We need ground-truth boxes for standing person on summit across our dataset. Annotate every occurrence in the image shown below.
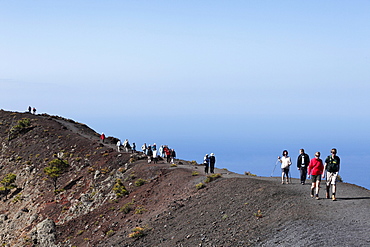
[209,153,216,174]
[203,154,210,174]
[141,143,147,155]
[323,148,341,201]
[170,149,176,164]
[297,149,310,185]
[165,147,171,163]
[308,152,324,199]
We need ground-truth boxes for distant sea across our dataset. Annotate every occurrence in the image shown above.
[87,115,370,191]
[175,141,370,191]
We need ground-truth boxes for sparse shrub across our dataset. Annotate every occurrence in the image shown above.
[190,160,198,165]
[106,230,115,236]
[129,157,136,163]
[192,171,200,176]
[128,226,148,239]
[195,182,205,190]
[9,118,31,140]
[120,200,135,214]
[135,178,147,187]
[254,209,263,218]
[101,168,109,174]
[112,179,128,197]
[12,194,23,203]
[204,173,222,183]
[244,171,257,176]
[337,174,343,182]
[0,173,17,200]
[43,158,69,191]
[135,205,147,214]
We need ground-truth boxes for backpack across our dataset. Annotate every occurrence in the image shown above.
[326,156,339,172]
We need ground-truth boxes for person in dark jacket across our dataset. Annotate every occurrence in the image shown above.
[297,149,310,185]
[209,153,216,174]
[203,154,210,174]
[170,149,176,164]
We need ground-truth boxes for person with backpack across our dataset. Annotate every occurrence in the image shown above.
[323,148,341,201]
[297,149,310,185]
[278,150,291,184]
[203,154,210,174]
[308,152,324,200]
[209,153,216,174]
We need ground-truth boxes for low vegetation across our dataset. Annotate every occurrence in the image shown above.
[113,179,129,197]
[204,173,222,183]
[43,158,69,191]
[0,173,17,200]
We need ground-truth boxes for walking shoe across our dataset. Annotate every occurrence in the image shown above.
[315,196,320,200]
[332,195,336,201]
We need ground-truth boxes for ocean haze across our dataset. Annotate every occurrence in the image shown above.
[78,114,370,190]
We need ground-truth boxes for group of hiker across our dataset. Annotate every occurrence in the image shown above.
[27,106,37,114]
[116,139,136,153]
[99,133,177,164]
[203,153,216,174]
[278,148,341,201]
[141,143,176,164]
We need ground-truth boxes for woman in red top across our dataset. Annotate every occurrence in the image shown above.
[308,152,324,199]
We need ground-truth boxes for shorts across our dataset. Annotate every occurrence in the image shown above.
[281,168,289,175]
[326,172,338,185]
[311,175,321,183]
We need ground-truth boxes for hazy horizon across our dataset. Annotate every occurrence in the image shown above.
[2,1,370,189]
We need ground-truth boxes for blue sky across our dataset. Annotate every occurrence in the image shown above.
[1,1,370,188]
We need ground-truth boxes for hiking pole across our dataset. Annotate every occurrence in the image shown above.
[289,170,292,184]
[271,159,279,177]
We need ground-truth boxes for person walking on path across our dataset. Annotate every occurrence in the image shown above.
[132,143,136,153]
[116,140,121,152]
[308,152,324,200]
[209,153,216,174]
[28,106,32,113]
[32,107,37,114]
[278,150,291,184]
[297,149,310,185]
[100,133,106,143]
[323,148,341,201]
[203,154,210,174]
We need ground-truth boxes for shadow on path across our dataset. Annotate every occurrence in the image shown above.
[338,197,370,201]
